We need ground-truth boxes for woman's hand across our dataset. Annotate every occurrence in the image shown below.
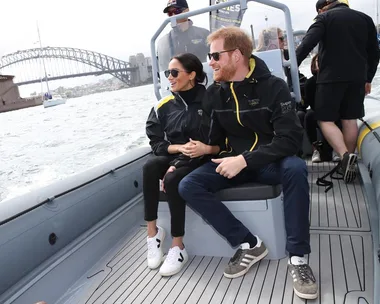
[185,139,208,158]
[178,142,193,155]
[162,166,176,193]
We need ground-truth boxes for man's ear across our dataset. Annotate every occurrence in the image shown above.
[234,50,241,62]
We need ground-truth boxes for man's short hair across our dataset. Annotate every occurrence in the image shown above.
[207,27,253,61]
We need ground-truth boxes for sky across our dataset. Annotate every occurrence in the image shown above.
[0,0,378,95]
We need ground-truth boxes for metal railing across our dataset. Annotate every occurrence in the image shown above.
[150,0,301,102]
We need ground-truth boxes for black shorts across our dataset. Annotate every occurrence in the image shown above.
[314,82,365,121]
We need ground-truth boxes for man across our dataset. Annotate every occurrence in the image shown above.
[157,0,210,71]
[178,27,318,300]
[296,0,379,183]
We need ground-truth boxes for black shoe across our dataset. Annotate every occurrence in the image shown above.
[340,152,357,183]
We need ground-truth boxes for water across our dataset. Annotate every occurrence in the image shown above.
[1,65,380,203]
[0,85,155,202]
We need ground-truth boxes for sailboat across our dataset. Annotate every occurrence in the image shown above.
[36,22,66,108]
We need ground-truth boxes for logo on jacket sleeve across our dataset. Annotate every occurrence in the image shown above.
[280,101,293,114]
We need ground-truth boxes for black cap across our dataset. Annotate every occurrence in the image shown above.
[163,0,189,13]
[316,0,338,12]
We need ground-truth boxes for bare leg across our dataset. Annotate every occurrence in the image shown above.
[319,121,348,158]
[341,119,359,153]
[172,236,184,249]
[147,220,157,237]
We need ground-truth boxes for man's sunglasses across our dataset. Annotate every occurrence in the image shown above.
[164,69,187,78]
[207,49,237,61]
[167,8,184,16]
[278,36,285,41]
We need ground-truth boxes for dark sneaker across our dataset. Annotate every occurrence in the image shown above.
[340,152,357,183]
[223,236,268,279]
[288,256,318,300]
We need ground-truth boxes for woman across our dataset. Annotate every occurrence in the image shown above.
[144,53,221,277]
[256,27,288,59]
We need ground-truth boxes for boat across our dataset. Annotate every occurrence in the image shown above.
[43,94,66,108]
[0,0,379,303]
[36,23,66,109]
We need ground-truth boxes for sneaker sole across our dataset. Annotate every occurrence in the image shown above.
[147,228,166,269]
[293,288,318,300]
[343,154,357,183]
[159,256,188,277]
[223,248,269,279]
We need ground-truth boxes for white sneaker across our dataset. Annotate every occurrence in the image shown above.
[159,246,188,276]
[147,226,165,269]
[332,151,340,162]
[311,150,321,163]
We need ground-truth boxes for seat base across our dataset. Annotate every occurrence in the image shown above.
[157,189,286,260]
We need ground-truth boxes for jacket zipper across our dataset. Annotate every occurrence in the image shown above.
[178,94,188,111]
[229,82,259,152]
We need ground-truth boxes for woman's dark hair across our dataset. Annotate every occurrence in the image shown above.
[310,53,319,76]
[171,53,208,86]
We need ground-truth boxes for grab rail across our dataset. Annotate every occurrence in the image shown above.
[150,0,301,102]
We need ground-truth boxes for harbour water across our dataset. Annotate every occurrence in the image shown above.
[0,84,155,202]
[1,63,380,203]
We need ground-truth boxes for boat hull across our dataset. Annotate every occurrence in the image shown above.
[43,98,66,108]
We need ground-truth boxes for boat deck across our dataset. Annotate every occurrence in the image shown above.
[53,161,373,304]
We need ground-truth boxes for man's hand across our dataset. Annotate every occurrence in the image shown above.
[162,166,176,193]
[212,155,247,179]
[365,82,371,96]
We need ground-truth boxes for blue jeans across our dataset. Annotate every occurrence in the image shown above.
[178,156,311,256]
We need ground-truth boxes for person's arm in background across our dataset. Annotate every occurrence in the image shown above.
[296,16,325,65]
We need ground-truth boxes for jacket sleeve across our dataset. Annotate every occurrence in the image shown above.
[296,16,325,66]
[146,107,170,155]
[366,17,380,83]
[208,110,226,149]
[242,80,303,169]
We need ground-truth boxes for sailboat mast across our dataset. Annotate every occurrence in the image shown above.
[37,21,50,94]
[377,0,379,33]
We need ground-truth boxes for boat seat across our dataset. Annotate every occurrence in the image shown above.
[157,182,286,260]
[159,182,281,202]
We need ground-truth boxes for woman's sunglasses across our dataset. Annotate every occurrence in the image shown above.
[164,69,187,78]
[167,8,184,16]
[207,49,237,61]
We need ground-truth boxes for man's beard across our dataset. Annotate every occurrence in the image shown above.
[213,61,237,82]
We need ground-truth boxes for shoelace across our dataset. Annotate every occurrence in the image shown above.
[294,264,315,284]
[229,248,243,264]
[165,248,179,264]
[147,239,158,258]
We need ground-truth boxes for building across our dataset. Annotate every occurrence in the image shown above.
[0,75,42,113]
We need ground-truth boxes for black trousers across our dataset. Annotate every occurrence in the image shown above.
[304,110,318,145]
[143,156,193,237]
